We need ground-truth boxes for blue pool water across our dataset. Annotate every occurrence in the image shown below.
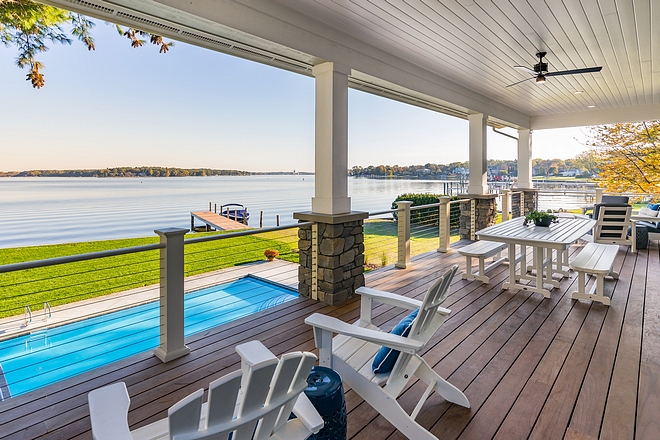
[0,276,297,399]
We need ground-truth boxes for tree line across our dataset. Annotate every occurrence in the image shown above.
[0,167,309,177]
[350,154,600,179]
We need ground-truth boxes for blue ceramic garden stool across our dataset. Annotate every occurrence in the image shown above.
[304,366,347,440]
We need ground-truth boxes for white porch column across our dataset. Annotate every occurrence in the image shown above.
[517,128,533,188]
[468,113,488,195]
[311,62,351,215]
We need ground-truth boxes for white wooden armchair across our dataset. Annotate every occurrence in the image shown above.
[88,340,323,440]
[304,265,469,440]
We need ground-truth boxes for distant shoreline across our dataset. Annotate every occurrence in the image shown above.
[0,168,314,178]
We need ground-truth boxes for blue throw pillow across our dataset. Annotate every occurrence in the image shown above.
[372,309,419,374]
[646,203,660,211]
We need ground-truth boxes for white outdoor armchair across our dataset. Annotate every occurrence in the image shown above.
[88,340,323,440]
[304,264,469,440]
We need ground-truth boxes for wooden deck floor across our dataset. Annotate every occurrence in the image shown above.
[1,240,658,440]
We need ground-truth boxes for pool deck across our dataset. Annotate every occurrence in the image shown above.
[1,241,659,439]
[0,259,298,341]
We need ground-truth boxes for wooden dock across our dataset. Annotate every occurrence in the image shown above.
[190,211,250,231]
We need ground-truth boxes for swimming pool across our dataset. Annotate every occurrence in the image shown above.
[0,275,297,399]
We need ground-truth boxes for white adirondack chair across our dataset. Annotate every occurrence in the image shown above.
[593,205,633,245]
[88,340,323,440]
[304,265,469,440]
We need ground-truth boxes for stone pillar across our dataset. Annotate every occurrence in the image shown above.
[294,212,368,305]
[154,227,190,363]
[459,194,498,240]
[312,62,351,215]
[468,113,488,195]
[522,189,539,215]
[517,128,533,189]
[512,189,539,218]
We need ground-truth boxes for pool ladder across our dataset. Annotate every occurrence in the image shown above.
[23,302,51,326]
[24,306,32,326]
[43,302,51,321]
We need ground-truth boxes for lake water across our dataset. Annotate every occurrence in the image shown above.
[0,176,462,248]
[0,176,591,249]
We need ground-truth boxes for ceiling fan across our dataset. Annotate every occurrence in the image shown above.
[506,51,602,88]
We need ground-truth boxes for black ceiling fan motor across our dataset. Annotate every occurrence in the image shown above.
[534,52,548,73]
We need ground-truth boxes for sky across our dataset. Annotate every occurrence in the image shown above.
[0,22,592,173]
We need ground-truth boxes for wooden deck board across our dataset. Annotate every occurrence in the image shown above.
[1,241,659,439]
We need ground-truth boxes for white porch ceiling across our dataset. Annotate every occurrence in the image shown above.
[45,0,659,129]
[281,0,659,121]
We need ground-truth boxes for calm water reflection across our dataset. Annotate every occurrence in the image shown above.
[0,176,593,248]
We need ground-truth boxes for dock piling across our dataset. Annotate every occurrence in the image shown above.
[276,214,280,227]
[260,211,264,228]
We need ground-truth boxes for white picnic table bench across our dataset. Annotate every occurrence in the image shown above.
[457,241,507,284]
[569,243,619,306]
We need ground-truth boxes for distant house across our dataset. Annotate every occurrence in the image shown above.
[452,167,469,175]
[487,165,500,176]
[561,169,580,177]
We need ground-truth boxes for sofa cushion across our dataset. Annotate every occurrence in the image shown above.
[646,203,660,211]
[639,207,659,217]
[372,309,419,374]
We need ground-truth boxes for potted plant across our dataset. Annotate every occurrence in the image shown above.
[524,209,558,227]
[264,249,279,261]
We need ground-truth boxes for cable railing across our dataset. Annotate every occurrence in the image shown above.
[0,223,307,336]
[362,208,398,269]
[362,197,466,270]
[182,223,305,292]
[0,243,163,333]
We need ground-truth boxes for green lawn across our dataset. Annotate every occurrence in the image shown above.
[0,230,299,320]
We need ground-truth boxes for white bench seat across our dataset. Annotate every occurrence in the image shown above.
[457,241,507,284]
[569,243,619,306]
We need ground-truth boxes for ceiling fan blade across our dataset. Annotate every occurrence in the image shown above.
[545,66,602,77]
[506,77,535,88]
[514,65,537,75]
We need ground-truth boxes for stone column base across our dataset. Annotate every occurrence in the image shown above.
[294,211,368,305]
[512,188,539,218]
[458,194,498,240]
